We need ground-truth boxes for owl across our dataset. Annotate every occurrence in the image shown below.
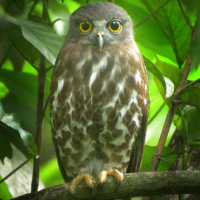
[50,1,149,196]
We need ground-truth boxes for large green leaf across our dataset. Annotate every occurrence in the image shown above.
[174,106,200,145]
[140,145,177,172]
[0,103,36,162]
[141,0,192,66]
[0,70,50,113]
[173,83,200,145]
[6,16,64,65]
[180,85,200,109]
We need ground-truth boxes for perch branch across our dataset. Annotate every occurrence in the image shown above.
[13,171,200,200]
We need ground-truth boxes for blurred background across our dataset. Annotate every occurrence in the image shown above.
[0,0,199,199]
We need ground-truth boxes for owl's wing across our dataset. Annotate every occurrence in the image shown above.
[126,113,148,173]
[51,128,69,183]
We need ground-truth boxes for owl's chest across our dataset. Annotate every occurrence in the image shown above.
[71,53,131,105]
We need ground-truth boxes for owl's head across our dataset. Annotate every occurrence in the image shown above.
[66,2,134,50]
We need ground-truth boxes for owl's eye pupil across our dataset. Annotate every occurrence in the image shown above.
[110,21,120,30]
[79,20,92,33]
[108,21,121,32]
[81,22,90,31]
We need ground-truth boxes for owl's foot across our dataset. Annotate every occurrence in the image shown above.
[98,169,123,189]
[69,173,94,196]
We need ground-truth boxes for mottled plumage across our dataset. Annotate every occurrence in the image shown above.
[50,1,149,193]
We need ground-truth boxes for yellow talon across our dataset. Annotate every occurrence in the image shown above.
[98,169,123,186]
[69,173,94,195]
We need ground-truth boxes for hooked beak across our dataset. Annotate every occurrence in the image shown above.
[96,29,104,51]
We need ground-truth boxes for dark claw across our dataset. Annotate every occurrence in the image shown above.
[99,180,104,190]
[116,179,121,190]
[89,185,93,197]
[70,191,78,200]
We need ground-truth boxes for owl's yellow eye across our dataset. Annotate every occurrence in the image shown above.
[79,20,92,33]
[108,21,121,32]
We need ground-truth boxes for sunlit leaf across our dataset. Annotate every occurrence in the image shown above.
[0,174,13,200]
[40,157,63,187]
[141,0,192,66]
[163,76,174,99]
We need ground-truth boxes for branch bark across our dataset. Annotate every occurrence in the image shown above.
[13,171,200,200]
[150,54,192,172]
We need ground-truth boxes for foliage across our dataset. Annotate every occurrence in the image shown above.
[0,0,199,199]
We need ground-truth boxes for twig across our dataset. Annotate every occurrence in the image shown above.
[43,95,50,113]
[177,0,194,31]
[188,78,200,86]
[13,0,23,13]
[150,54,192,172]
[45,65,53,72]
[148,103,165,125]
[177,78,200,96]
[13,171,200,200]
[134,0,171,28]
[28,0,39,16]
[0,156,32,184]
[0,44,12,68]
[42,0,51,26]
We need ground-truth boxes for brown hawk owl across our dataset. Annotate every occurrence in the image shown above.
[50,1,149,196]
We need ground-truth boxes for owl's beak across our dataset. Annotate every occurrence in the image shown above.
[96,30,104,51]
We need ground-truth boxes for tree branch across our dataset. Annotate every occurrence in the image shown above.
[31,54,46,193]
[13,171,200,200]
[150,54,192,172]
[31,0,49,193]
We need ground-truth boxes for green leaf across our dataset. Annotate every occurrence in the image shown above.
[174,106,200,145]
[8,27,43,68]
[140,145,177,172]
[0,174,13,200]
[0,103,36,160]
[143,56,166,92]
[141,0,192,66]
[154,58,181,105]
[180,85,200,109]
[0,69,50,112]
[6,16,64,65]
[191,11,200,69]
